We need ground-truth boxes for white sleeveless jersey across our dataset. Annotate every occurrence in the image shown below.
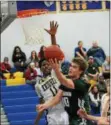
[35,75,64,112]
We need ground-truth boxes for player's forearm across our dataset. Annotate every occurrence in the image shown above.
[101,101,109,117]
[86,114,100,121]
[97,118,109,125]
[101,111,107,117]
[45,97,61,108]
[51,35,56,45]
[54,68,74,89]
[34,110,44,125]
[87,116,109,125]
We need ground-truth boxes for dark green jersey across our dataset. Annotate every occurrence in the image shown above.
[87,63,99,75]
[59,78,90,119]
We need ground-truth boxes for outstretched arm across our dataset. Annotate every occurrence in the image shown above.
[44,21,59,45]
[34,98,44,125]
[77,109,109,125]
[49,59,75,89]
[34,110,44,125]
[37,89,63,112]
[77,108,100,121]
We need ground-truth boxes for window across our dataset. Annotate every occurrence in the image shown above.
[1,1,9,22]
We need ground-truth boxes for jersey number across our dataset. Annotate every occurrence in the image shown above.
[63,97,70,107]
[50,86,57,96]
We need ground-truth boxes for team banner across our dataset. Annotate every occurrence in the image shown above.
[105,1,110,9]
[59,1,109,12]
[17,1,57,18]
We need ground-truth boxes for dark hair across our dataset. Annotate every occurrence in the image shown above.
[78,41,83,45]
[91,85,99,99]
[39,58,47,68]
[72,57,88,75]
[30,50,38,61]
[39,45,45,59]
[12,46,24,62]
[12,46,22,55]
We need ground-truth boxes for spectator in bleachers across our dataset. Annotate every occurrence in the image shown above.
[74,41,87,60]
[26,50,39,67]
[102,56,110,79]
[89,85,101,114]
[12,46,27,72]
[87,41,106,66]
[86,56,99,82]
[101,80,110,117]
[61,60,71,75]
[97,76,107,98]
[38,45,46,60]
[25,62,37,84]
[0,57,11,73]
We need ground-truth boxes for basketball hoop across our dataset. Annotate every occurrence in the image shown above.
[19,16,45,45]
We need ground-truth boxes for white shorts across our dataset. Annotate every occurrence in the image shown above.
[46,110,69,125]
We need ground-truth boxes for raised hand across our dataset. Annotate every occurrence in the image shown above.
[49,59,60,71]
[44,21,59,36]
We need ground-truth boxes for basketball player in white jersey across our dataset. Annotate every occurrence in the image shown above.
[35,58,69,125]
[35,21,68,125]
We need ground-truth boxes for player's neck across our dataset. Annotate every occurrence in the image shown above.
[72,75,80,80]
[43,73,51,77]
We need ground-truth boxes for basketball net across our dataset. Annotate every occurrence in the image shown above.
[19,16,45,45]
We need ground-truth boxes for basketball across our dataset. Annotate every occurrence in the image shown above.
[44,45,65,61]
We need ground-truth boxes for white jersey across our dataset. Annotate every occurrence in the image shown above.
[35,75,64,112]
[35,75,69,125]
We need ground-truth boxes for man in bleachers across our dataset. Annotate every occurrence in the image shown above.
[87,41,106,66]
[97,76,107,98]
[74,41,87,60]
[86,56,99,81]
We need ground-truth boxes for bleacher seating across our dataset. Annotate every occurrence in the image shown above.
[1,80,46,125]
[2,97,39,106]
[1,84,34,92]
[10,119,46,125]
[1,91,37,99]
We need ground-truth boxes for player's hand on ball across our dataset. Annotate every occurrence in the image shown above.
[49,59,59,71]
[44,21,59,35]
